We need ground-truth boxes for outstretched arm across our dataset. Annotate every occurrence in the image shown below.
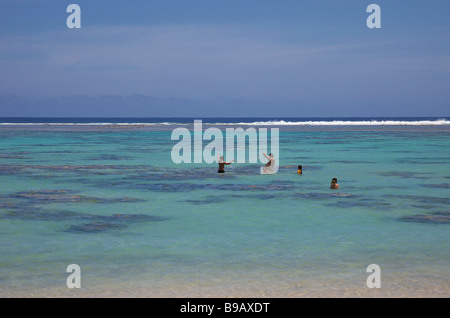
[263,152,270,160]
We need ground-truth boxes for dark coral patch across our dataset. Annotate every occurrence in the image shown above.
[386,194,450,205]
[0,189,165,234]
[2,209,85,221]
[398,211,450,225]
[65,214,168,233]
[11,190,144,204]
[376,171,430,179]
[420,183,450,189]
[88,154,134,161]
[67,222,127,233]
[294,192,358,199]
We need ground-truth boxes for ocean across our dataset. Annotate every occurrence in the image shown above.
[0,117,449,297]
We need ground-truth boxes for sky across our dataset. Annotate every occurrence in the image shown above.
[0,0,449,117]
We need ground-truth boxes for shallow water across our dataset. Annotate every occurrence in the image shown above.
[0,124,449,297]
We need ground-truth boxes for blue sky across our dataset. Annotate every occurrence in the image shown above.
[0,0,449,117]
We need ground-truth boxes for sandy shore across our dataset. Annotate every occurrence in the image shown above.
[2,274,449,298]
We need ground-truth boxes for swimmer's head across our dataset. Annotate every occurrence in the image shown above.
[331,178,337,184]
[220,156,224,161]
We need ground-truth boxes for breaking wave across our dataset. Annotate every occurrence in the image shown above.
[1,119,449,126]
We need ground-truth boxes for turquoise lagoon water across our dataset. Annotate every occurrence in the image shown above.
[0,122,449,297]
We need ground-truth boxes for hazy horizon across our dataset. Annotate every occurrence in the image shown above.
[1,1,449,117]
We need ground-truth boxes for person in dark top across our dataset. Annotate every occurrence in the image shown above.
[217,154,234,173]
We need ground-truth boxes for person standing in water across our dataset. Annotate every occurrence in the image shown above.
[330,178,340,189]
[217,154,234,173]
[262,152,275,173]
